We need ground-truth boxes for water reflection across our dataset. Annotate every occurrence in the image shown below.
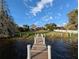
[51,40,72,59]
[0,39,77,59]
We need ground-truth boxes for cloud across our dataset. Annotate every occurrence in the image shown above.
[24,0,33,8]
[49,16,53,19]
[57,22,67,27]
[42,15,53,22]
[63,23,66,25]
[34,21,43,27]
[57,24,61,27]
[31,0,54,16]
[33,15,53,27]
[25,13,33,19]
[19,25,23,27]
[34,21,39,25]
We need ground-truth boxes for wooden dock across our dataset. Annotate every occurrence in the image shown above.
[27,34,51,59]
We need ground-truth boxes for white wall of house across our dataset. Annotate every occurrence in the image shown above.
[54,30,78,33]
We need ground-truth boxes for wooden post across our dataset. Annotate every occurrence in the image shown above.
[48,45,51,59]
[70,33,71,38]
[61,33,63,41]
[20,33,21,37]
[69,33,72,43]
[66,32,68,42]
[44,34,45,37]
[37,34,39,37]
[41,34,43,38]
[34,37,36,44]
[35,34,36,37]
[43,37,45,45]
[27,45,31,59]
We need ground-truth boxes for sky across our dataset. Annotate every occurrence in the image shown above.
[6,0,78,27]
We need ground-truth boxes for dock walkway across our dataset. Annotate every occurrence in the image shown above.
[27,34,51,59]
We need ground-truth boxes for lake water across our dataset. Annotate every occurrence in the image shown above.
[0,39,77,59]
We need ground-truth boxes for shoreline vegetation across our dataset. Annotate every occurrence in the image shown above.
[0,30,78,46]
[1,30,77,43]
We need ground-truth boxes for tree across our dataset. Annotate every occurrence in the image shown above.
[44,23,57,31]
[23,25,29,31]
[64,9,78,30]
[18,27,24,32]
[68,9,78,24]
[30,24,37,31]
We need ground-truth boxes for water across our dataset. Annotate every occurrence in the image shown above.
[51,40,72,59]
[0,39,77,59]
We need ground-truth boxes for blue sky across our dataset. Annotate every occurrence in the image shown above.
[6,0,78,27]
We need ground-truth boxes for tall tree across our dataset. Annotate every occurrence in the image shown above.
[65,9,78,30]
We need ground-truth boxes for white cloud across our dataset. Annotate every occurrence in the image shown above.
[25,13,33,19]
[33,15,53,26]
[57,22,67,27]
[57,24,62,27]
[31,0,54,16]
[24,0,33,9]
[34,21,43,27]
[63,22,67,26]
[42,15,53,22]
[49,16,53,19]
[34,21,39,25]
[19,25,23,27]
